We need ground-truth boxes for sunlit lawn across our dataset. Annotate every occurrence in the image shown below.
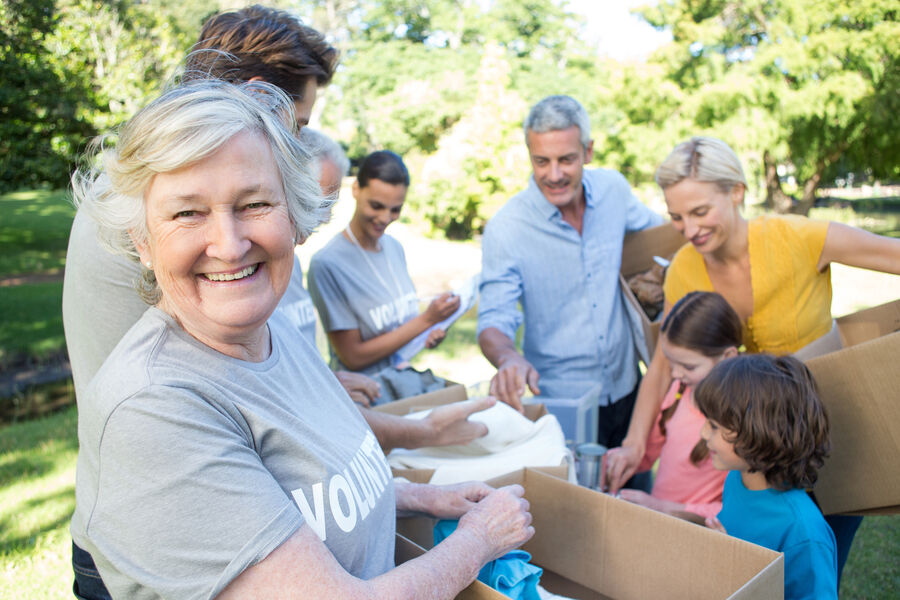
[0,190,75,279]
[0,282,65,365]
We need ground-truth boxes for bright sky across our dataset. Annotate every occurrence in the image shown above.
[567,0,672,61]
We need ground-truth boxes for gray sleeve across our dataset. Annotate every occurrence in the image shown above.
[63,208,149,399]
[85,386,302,600]
[308,253,361,332]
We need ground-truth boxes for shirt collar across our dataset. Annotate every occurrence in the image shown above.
[528,171,594,221]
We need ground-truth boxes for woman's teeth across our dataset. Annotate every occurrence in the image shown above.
[204,264,258,282]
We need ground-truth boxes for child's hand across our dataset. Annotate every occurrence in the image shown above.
[705,516,727,534]
[618,489,682,514]
[425,327,446,349]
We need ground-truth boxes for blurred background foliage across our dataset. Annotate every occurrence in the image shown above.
[1,0,898,237]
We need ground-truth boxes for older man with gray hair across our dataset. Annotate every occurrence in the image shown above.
[477,95,663,452]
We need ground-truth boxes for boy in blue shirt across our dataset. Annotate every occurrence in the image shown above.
[694,354,837,600]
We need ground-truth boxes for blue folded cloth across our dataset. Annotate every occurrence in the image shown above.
[434,519,543,600]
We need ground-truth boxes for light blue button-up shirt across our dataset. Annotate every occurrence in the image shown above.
[477,168,663,403]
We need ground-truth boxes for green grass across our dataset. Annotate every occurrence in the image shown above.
[0,282,65,365]
[0,190,75,279]
[0,405,78,600]
[841,516,900,598]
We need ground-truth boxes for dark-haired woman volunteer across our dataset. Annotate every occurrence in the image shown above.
[308,151,460,376]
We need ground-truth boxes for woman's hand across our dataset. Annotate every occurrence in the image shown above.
[456,485,534,563]
[618,489,684,515]
[424,292,461,324]
[422,397,493,446]
[422,482,495,519]
[335,371,381,407]
[425,328,446,349]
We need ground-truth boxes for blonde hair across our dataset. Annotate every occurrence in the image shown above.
[655,136,747,193]
[71,79,331,303]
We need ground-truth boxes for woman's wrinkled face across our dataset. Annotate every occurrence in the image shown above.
[135,130,296,345]
[351,178,407,245]
[663,178,742,254]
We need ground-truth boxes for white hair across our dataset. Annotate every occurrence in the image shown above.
[523,95,592,149]
[300,127,349,181]
[71,79,332,303]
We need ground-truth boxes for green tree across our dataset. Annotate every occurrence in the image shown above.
[316,0,599,237]
[0,0,95,192]
[635,0,900,213]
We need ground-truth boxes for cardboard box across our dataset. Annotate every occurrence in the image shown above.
[376,384,570,482]
[397,468,783,599]
[395,534,507,599]
[803,299,900,515]
[620,223,687,364]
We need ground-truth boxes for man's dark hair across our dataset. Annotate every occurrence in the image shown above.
[186,4,338,99]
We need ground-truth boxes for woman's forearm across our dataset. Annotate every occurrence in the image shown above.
[329,313,435,371]
[623,344,671,451]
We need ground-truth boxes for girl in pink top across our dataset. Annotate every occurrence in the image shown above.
[619,291,741,520]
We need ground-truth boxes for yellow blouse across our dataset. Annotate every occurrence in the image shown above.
[663,215,832,355]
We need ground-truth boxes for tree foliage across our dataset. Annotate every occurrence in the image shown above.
[629,0,900,213]
[0,0,95,192]
[0,0,193,193]
[4,0,897,230]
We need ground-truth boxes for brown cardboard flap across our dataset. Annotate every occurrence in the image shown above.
[620,223,686,277]
[401,468,781,599]
[620,223,687,361]
[374,384,468,415]
[516,470,782,600]
[395,534,507,599]
[806,331,900,514]
[835,298,900,347]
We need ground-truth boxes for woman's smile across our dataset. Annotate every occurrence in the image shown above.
[201,263,260,282]
[136,130,296,350]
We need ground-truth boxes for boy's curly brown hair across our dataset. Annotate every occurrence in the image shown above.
[694,354,831,490]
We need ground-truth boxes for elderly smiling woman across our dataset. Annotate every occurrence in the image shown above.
[69,80,532,599]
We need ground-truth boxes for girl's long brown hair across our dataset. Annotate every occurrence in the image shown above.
[659,292,743,465]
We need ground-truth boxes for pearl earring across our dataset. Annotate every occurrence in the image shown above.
[144,260,152,270]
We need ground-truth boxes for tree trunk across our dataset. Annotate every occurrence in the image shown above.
[763,150,793,214]
[793,168,823,216]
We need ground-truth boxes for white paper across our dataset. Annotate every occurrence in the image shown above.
[391,273,479,366]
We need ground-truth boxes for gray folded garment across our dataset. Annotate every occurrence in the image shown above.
[370,366,446,404]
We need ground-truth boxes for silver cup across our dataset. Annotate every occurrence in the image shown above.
[575,442,608,490]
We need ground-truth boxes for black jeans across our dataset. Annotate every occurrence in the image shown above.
[72,542,111,600]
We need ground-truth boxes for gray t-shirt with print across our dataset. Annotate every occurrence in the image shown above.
[279,252,318,345]
[308,233,418,375]
[70,308,396,600]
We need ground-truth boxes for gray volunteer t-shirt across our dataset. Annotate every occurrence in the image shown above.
[70,308,396,599]
[308,233,418,375]
[62,206,149,400]
[279,252,317,345]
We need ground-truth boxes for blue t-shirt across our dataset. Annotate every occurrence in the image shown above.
[718,471,837,600]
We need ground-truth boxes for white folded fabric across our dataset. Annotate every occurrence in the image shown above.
[388,401,570,484]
